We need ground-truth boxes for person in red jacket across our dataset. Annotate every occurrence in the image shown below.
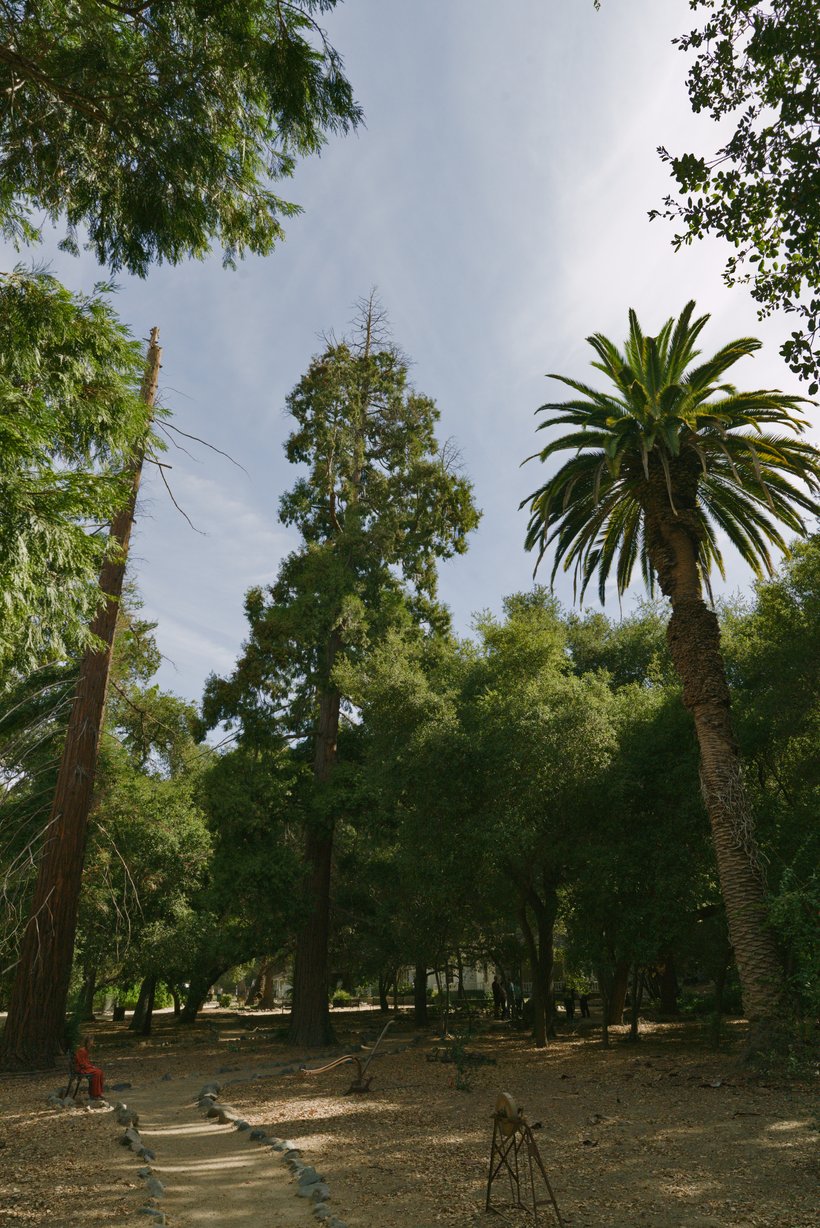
[74,1035,105,1100]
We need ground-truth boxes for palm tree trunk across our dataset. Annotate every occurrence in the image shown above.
[648,506,784,1053]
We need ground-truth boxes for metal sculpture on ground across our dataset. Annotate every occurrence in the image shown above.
[486,1092,564,1226]
[300,1017,397,1094]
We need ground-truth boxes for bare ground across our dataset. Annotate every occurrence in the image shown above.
[0,1010,816,1228]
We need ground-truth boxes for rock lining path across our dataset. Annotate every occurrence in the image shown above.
[121,1072,321,1227]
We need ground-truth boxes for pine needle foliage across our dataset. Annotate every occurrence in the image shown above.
[0,269,154,674]
[0,1,361,275]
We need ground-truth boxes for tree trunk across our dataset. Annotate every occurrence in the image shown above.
[608,960,629,1025]
[180,968,223,1024]
[413,961,429,1027]
[288,638,341,1049]
[170,987,181,1017]
[0,331,161,1071]
[517,875,559,1049]
[129,976,153,1032]
[659,957,679,1016]
[140,976,157,1037]
[647,496,784,1053]
[79,967,97,1022]
[378,973,389,1014]
[628,964,641,1043]
[259,960,274,1010]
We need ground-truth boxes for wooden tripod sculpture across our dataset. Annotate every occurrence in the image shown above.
[486,1093,564,1226]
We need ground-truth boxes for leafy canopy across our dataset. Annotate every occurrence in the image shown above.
[0,1,361,274]
[0,269,155,674]
[651,1,820,388]
[522,301,820,603]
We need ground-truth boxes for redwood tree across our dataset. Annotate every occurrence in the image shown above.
[204,297,478,1046]
[0,329,160,1069]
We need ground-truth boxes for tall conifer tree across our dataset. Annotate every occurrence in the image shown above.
[205,297,479,1046]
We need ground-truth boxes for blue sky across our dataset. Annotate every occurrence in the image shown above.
[6,1,818,704]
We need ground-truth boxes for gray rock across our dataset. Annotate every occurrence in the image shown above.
[111,1082,132,1091]
[46,1094,64,1107]
[298,1167,320,1186]
[297,1184,317,1198]
[199,1082,221,1096]
[249,1128,267,1141]
[234,1120,250,1131]
[276,1140,297,1153]
[328,1220,348,1228]
[137,1167,152,1179]
[60,1095,77,1108]
[161,1073,173,1081]
[124,1126,142,1148]
[310,1185,330,1203]
[137,1209,165,1222]
[145,1177,165,1199]
[313,1206,333,1222]
[285,1153,302,1168]
[138,1147,156,1161]
[116,1108,139,1127]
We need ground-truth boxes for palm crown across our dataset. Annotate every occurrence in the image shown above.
[523,301,820,603]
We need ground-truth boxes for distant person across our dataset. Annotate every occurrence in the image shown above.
[491,976,506,1020]
[74,1034,105,1101]
[563,986,576,1022]
[579,992,590,1018]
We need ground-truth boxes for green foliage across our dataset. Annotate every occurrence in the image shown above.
[205,300,479,746]
[652,1,820,386]
[721,538,820,1022]
[0,2,361,274]
[522,301,820,601]
[0,270,153,674]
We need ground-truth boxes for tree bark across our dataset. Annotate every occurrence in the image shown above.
[259,960,274,1010]
[378,973,390,1014]
[79,966,97,1022]
[608,960,629,1025]
[646,483,784,1053]
[288,636,341,1048]
[413,961,429,1027]
[659,957,679,1016]
[0,330,161,1071]
[140,975,157,1036]
[180,967,225,1024]
[517,873,559,1048]
[129,975,153,1032]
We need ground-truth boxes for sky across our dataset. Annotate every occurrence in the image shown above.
[6,0,818,706]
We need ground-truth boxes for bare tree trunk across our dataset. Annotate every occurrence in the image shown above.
[628,964,641,1043]
[378,973,389,1014]
[129,975,153,1032]
[608,960,629,1025]
[0,330,161,1071]
[288,636,340,1049]
[140,975,157,1037]
[259,960,274,1010]
[659,956,679,1016]
[413,961,429,1027]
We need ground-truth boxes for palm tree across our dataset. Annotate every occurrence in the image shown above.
[522,302,820,1054]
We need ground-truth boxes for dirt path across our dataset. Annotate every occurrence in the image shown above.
[122,1072,311,1227]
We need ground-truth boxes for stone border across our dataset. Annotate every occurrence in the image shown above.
[195,1079,348,1228]
[45,1086,165,1224]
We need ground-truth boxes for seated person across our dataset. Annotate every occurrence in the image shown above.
[74,1034,105,1100]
